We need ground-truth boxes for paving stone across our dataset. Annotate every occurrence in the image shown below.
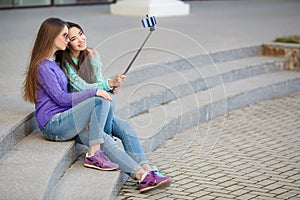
[224,185,245,192]
[269,187,289,195]
[217,180,237,188]
[185,185,206,193]
[230,189,250,196]
[188,191,211,198]
[250,191,275,198]
[276,191,299,199]
[236,193,258,200]
[180,182,199,189]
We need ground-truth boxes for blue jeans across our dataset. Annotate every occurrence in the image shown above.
[105,95,149,166]
[42,97,109,146]
[111,117,150,166]
[42,97,147,178]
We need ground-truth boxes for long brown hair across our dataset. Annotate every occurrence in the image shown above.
[56,22,95,84]
[23,18,67,103]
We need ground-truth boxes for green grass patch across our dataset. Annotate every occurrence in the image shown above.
[274,35,300,44]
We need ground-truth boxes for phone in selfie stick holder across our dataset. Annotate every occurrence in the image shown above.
[122,15,157,75]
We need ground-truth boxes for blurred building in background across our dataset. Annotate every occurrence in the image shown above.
[0,0,115,9]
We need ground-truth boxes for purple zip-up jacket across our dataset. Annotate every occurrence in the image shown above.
[35,60,97,130]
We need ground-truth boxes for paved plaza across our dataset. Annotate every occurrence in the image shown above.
[118,92,300,199]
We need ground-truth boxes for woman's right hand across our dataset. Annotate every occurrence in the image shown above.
[109,74,126,88]
[96,89,112,102]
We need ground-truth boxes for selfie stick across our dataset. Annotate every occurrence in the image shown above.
[123,15,157,75]
[111,15,157,93]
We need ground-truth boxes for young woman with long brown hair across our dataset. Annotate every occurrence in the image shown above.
[23,17,118,171]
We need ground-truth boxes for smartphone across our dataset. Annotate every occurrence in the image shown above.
[141,16,157,28]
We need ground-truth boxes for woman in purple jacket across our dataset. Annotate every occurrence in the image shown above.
[23,17,171,193]
[23,17,118,171]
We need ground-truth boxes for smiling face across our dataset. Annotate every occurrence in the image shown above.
[53,25,69,52]
[68,26,87,56]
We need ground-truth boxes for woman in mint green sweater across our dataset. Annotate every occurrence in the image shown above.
[56,21,171,192]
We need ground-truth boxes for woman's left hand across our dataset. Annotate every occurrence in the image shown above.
[96,89,112,102]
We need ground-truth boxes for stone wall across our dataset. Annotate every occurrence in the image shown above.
[262,43,300,71]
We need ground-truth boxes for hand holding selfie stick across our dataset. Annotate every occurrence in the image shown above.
[111,15,157,93]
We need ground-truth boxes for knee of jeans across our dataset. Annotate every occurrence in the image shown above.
[95,96,111,108]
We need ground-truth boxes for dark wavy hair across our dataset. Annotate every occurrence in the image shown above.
[56,21,95,84]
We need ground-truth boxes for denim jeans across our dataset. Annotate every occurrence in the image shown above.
[42,96,147,178]
[105,94,150,166]
[42,97,109,146]
[100,133,142,178]
[112,117,150,166]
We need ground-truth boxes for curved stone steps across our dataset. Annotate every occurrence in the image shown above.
[1,45,299,200]
[131,71,300,153]
[115,56,286,119]
[48,71,300,200]
[121,45,261,88]
[0,45,262,161]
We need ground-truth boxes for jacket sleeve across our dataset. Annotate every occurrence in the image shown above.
[38,61,97,107]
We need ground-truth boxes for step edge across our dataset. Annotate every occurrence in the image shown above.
[115,59,286,119]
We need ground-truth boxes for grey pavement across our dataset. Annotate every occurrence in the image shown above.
[119,92,300,199]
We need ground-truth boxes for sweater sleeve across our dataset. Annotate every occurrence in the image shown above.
[65,60,112,92]
[38,61,97,107]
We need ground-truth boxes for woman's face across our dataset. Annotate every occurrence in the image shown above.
[53,25,69,51]
[68,26,87,51]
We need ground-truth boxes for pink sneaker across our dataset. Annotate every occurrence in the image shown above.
[84,150,119,171]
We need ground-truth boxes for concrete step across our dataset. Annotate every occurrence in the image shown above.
[122,45,261,88]
[0,131,78,200]
[48,70,300,200]
[131,71,300,153]
[49,155,127,200]
[0,112,37,159]
[115,56,286,119]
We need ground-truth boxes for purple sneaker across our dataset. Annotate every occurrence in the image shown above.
[151,166,165,177]
[138,170,171,193]
[84,150,119,171]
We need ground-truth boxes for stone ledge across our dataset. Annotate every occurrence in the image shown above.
[262,42,300,71]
